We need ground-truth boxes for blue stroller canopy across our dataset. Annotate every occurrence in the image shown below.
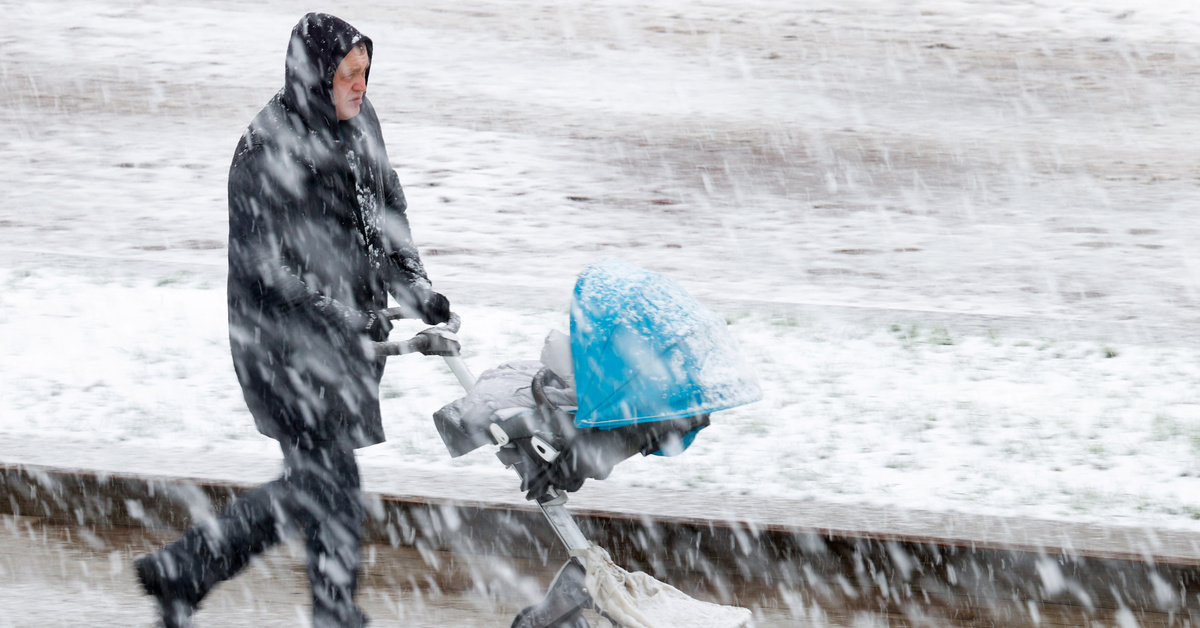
[570,258,762,429]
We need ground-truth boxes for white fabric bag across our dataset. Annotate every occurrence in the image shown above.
[583,545,752,628]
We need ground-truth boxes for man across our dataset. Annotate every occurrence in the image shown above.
[133,13,449,628]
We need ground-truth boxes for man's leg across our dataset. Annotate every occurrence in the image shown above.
[287,441,367,628]
[134,474,290,627]
[134,441,366,627]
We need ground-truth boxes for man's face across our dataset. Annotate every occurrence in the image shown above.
[332,46,369,121]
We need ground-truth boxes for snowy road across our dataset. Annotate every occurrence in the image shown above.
[5,0,1200,323]
[3,0,1200,542]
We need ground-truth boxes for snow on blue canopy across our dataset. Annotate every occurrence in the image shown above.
[570,258,762,429]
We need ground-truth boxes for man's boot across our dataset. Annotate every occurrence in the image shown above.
[134,551,200,628]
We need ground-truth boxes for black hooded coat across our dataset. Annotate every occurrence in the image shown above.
[227,14,431,448]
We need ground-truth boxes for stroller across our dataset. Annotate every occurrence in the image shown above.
[377,258,762,628]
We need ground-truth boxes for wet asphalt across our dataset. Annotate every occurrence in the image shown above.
[3,514,1187,627]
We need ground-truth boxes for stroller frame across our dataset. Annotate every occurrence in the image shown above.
[378,310,710,628]
[376,311,600,627]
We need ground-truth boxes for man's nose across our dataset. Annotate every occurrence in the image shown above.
[354,78,367,93]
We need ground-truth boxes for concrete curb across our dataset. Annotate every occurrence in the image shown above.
[3,462,1198,624]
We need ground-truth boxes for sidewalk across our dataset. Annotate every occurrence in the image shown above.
[3,436,1199,626]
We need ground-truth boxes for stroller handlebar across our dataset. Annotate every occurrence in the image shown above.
[379,306,459,326]
[374,312,462,358]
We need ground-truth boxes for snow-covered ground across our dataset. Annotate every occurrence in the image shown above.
[2,0,1200,532]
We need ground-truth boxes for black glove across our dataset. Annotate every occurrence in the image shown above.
[418,291,451,325]
[362,309,393,338]
[416,327,460,356]
[318,296,391,338]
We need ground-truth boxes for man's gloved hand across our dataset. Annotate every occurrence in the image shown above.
[319,296,392,338]
[416,327,460,356]
[362,309,393,337]
[418,291,451,325]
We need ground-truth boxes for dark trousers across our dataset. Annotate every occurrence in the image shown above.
[148,440,366,627]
